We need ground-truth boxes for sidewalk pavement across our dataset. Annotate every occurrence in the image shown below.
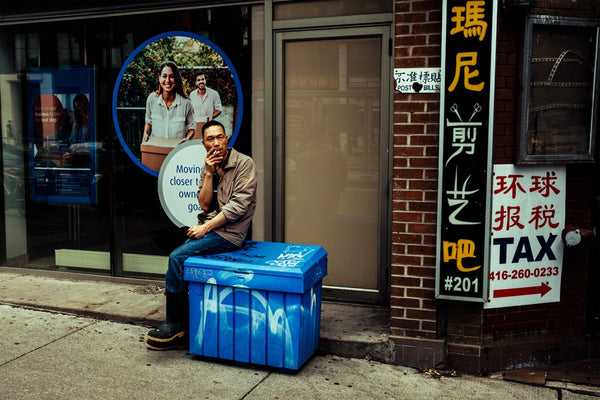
[1,267,599,399]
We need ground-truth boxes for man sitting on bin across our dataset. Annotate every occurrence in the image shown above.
[146,120,258,350]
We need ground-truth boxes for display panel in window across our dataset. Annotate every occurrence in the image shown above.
[520,16,599,163]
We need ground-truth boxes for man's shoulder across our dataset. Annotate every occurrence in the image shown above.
[229,148,255,165]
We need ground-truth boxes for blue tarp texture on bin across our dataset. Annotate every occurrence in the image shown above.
[184,241,328,370]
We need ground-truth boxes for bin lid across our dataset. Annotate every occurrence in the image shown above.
[184,241,327,293]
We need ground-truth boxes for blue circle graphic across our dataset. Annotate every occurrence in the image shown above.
[112,31,243,177]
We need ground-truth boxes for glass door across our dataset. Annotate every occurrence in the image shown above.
[275,27,391,301]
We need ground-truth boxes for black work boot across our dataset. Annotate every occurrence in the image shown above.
[146,291,189,350]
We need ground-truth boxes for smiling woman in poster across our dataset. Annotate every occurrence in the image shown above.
[142,61,195,144]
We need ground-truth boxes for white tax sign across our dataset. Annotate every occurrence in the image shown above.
[485,164,566,309]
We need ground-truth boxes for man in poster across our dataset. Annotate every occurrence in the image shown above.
[190,73,222,136]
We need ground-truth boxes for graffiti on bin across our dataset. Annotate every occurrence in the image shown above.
[193,277,320,363]
[186,268,214,281]
[265,245,317,268]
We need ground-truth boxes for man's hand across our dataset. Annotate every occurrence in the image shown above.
[186,213,227,239]
[187,224,209,239]
[205,149,225,176]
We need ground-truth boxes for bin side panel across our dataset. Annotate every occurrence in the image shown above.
[189,283,204,356]
[284,293,301,369]
[299,287,311,367]
[266,291,285,368]
[251,289,268,365]
[218,286,234,360]
[234,288,251,363]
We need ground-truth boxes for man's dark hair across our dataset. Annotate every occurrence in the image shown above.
[201,120,226,138]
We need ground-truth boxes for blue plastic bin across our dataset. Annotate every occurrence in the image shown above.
[184,240,327,370]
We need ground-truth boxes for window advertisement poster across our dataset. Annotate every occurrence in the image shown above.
[485,164,566,309]
[112,31,243,227]
[157,140,207,228]
[28,66,96,205]
[112,31,242,178]
[436,0,498,301]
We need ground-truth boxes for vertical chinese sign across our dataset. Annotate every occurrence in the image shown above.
[436,0,498,301]
[485,165,565,309]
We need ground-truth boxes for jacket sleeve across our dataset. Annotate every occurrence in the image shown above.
[219,156,258,223]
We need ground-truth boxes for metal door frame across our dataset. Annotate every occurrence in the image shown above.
[273,26,392,303]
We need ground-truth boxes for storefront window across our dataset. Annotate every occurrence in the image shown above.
[0,5,258,276]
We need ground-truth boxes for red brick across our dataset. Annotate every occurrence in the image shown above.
[412,22,441,35]
[412,45,441,57]
[409,135,438,146]
[391,317,421,330]
[393,113,409,124]
[406,308,436,320]
[406,287,435,299]
[393,211,423,222]
[412,0,441,12]
[395,168,425,179]
[411,112,439,124]
[395,12,426,24]
[408,202,437,213]
[406,266,435,278]
[397,58,427,68]
[390,286,405,297]
[397,146,425,156]
[396,101,427,113]
[391,276,422,287]
[394,255,424,266]
[393,233,423,245]
[407,244,435,256]
[421,320,437,332]
[409,157,434,169]
[394,47,410,58]
[390,307,406,318]
[397,123,427,135]
[393,298,421,309]
[396,34,427,46]
[408,179,437,190]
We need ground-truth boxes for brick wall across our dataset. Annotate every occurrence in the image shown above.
[393,0,599,373]
[391,0,444,367]
[480,0,598,372]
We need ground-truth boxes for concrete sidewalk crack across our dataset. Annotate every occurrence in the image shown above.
[0,320,98,368]
[238,372,272,399]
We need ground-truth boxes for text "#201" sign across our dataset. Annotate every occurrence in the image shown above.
[436,0,498,301]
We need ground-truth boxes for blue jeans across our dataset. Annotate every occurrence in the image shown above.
[166,232,239,294]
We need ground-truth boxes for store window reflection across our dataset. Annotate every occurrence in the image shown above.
[0,23,110,270]
[0,6,256,277]
[284,37,382,289]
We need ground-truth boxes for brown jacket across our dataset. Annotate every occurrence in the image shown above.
[197,148,257,247]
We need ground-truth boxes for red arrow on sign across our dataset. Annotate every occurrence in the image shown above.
[493,282,552,299]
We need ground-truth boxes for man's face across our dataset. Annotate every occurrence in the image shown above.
[202,125,228,156]
[195,75,206,90]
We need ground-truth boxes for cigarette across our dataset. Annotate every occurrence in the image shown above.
[213,150,217,155]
